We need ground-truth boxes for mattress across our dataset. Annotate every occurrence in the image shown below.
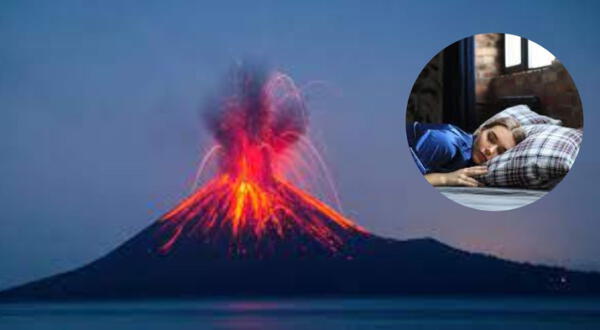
[436,186,548,211]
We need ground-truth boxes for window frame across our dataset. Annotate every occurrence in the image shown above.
[503,35,529,74]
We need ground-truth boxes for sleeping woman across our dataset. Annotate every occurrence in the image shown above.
[407,117,526,187]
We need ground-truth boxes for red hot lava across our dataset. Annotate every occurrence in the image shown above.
[158,66,365,256]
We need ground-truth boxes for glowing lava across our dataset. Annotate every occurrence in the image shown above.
[158,65,365,256]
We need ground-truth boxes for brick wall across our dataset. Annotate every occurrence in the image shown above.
[488,63,583,128]
[474,33,583,128]
[475,33,503,106]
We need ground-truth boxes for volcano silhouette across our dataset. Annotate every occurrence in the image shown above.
[2,66,599,301]
[2,215,600,301]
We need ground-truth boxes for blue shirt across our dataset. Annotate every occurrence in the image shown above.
[406,122,474,174]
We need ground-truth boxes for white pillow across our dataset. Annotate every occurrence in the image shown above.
[479,104,562,128]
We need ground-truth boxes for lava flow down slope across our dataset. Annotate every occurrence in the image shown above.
[2,65,600,301]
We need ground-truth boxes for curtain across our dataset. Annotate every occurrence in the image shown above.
[443,37,476,132]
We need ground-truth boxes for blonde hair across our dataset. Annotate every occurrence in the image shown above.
[475,116,526,145]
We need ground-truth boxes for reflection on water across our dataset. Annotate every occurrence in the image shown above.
[1,297,600,330]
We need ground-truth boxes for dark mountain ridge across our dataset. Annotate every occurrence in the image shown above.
[2,220,599,301]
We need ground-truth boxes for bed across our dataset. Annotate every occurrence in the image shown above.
[436,186,548,211]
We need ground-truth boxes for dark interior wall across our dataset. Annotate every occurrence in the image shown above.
[487,64,583,128]
[475,33,583,128]
[406,38,476,131]
[407,37,481,131]
[406,53,444,123]
[407,34,583,130]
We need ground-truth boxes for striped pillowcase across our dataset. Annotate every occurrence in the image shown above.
[478,125,582,189]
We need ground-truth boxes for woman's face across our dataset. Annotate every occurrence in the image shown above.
[472,125,517,164]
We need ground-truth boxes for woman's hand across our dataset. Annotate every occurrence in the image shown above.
[424,166,488,187]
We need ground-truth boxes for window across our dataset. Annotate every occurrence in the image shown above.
[528,39,555,69]
[504,34,555,72]
[505,34,522,67]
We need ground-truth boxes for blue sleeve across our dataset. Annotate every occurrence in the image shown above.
[410,130,456,174]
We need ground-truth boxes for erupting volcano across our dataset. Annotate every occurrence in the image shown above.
[156,66,366,257]
[2,65,600,301]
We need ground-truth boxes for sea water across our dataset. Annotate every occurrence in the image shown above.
[1,297,600,329]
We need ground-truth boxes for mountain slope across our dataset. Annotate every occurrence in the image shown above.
[2,225,599,301]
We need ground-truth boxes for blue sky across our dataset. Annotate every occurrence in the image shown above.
[1,1,600,289]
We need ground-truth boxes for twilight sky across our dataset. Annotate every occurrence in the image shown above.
[1,1,600,289]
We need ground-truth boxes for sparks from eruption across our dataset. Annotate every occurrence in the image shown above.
[158,65,365,254]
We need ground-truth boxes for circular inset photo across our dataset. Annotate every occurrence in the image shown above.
[406,33,583,211]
